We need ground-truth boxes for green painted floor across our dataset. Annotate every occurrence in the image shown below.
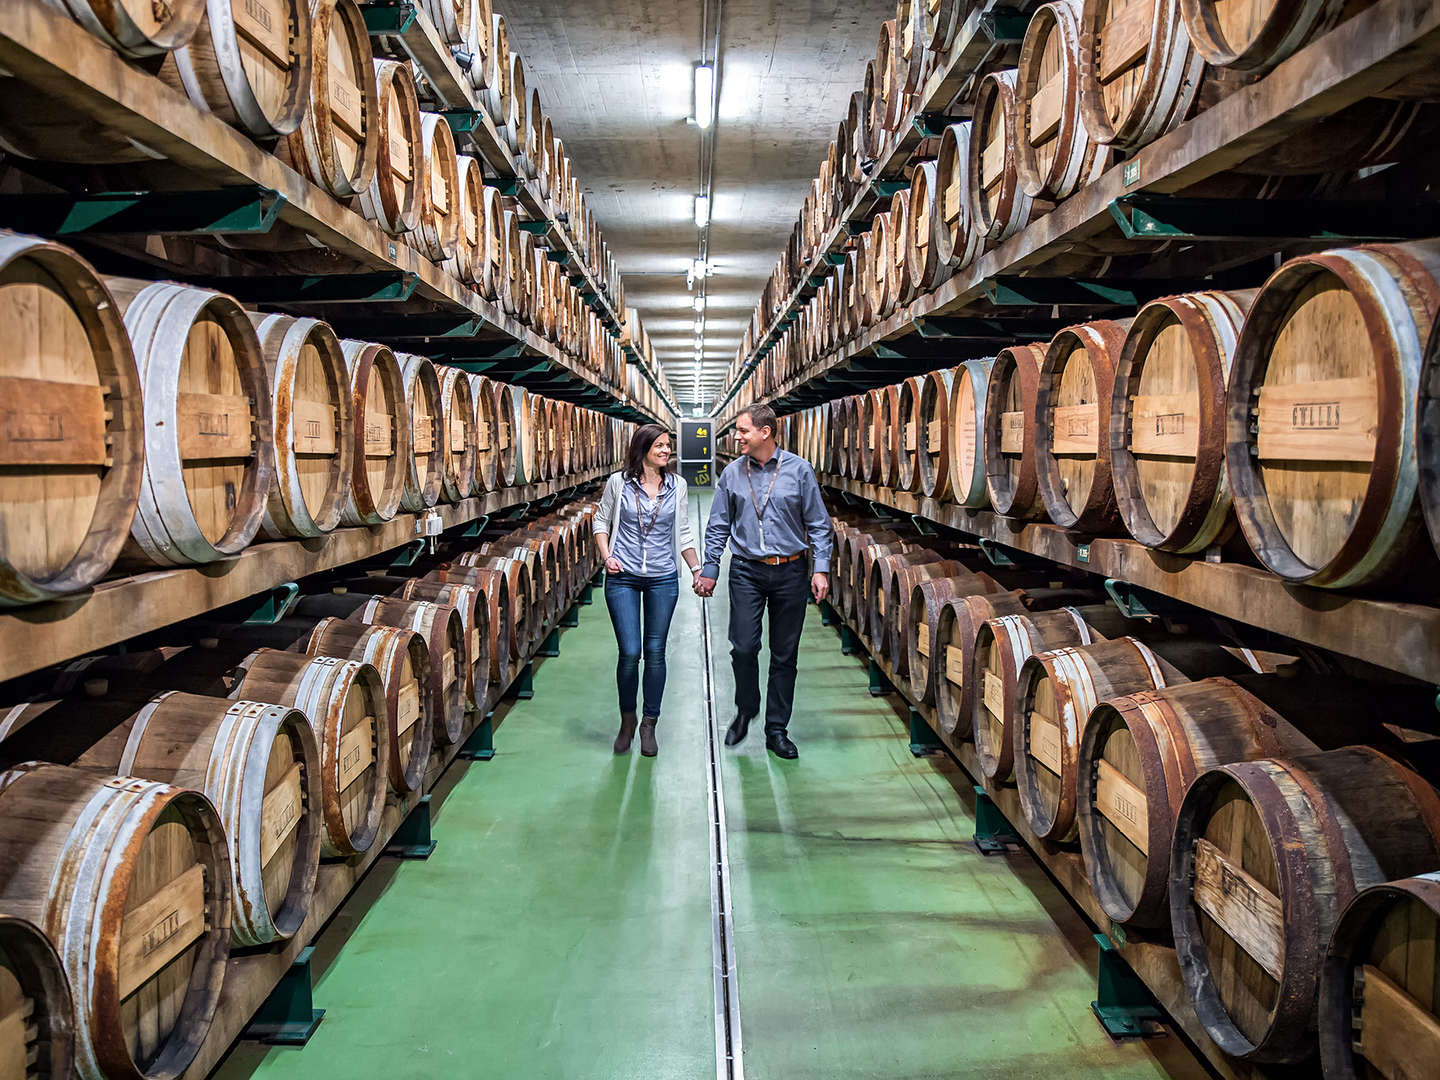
[215,491,1207,1080]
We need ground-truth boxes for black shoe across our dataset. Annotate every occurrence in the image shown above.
[766,730,798,759]
[724,713,752,746]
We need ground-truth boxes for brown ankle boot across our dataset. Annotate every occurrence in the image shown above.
[639,716,658,757]
[614,712,638,754]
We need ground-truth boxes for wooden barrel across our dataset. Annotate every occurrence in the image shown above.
[1035,318,1129,531]
[1111,289,1251,552]
[1015,636,1172,841]
[281,0,377,198]
[1077,676,1295,928]
[417,565,512,681]
[305,618,432,793]
[1179,0,1344,74]
[435,366,477,502]
[865,214,892,326]
[163,0,311,139]
[971,69,1042,245]
[445,556,531,655]
[468,373,498,493]
[934,121,981,269]
[449,155,485,285]
[894,376,925,492]
[858,388,884,483]
[49,0,204,56]
[854,540,917,628]
[509,386,535,485]
[108,692,322,947]
[1079,0,1204,152]
[1170,746,1440,1062]
[250,313,353,538]
[339,340,407,526]
[984,344,1048,519]
[935,591,1031,748]
[876,384,904,488]
[1017,0,1110,201]
[922,0,966,53]
[498,211,525,318]
[399,578,492,706]
[946,358,992,507]
[115,280,274,566]
[417,0,469,46]
[412,112,461,262]
[232,649,389,857]
[359,59,422,237]
[397,352,444,511]
[887,198,914,312]
[1320,872,1440,1079]
[903,569,1000,703]
[0,913,74,1080]
[502,51,528,155]
[867,549,945,664]
[1227,243,1440,587]
[492,381,518,487]
[474,184,505,302]
[905,162,947,297]
[0,763,231,1080]
[482,12,511,122]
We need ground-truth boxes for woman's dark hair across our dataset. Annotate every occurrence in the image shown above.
[623,424,673,481]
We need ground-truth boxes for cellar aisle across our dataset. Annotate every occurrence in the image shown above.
[215,491,1204,1080]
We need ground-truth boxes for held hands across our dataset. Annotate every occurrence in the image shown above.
[693,572,716,598]
[811,572,829,603]
[605,556,623,575]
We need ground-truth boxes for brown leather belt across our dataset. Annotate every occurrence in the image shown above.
[744,552,805,566]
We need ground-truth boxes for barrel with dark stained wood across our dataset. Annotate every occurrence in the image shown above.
[935,591,1030,750]
[984,344,1048,519]
[400,576,492,710]
[867,550,947,668]
[1017,0,1110,200]
[903,569,1000,704]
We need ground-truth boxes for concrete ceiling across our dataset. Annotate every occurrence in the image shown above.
[498,0,893,411]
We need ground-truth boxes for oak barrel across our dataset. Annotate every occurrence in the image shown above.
[49,0,204,57]
[935,591,1030,749]
[412,112,461,263]
[417,565,512,681]
[0,913,73,1080]
[934,121,981,269]
[359,59,423,237]
[971,69,1042,245]
[903,569,1000,704]
[339,340,407,526]
[946,357,993,507]
[491,380,518,487]
[894,376,926,492]
[435,366,477,502]
[397,353,444,511]
[449,155,486,285]
[281,0,377,198]
[469,373,499,494]
[1079,0,1203,151]
[1180,0,1344,73]
[984,344,1048,519]
[867,549,946,665]
[398,577,493,706]
[1017,0,1110,200]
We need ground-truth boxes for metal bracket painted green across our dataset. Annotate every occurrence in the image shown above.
[242,583,299,625]
[243,947,324,1044]
[518,219,550,234]
[1103,579,1169,619]
[979,11,1029,42]
[867,500,898,522]
[361,0,417,33]
[342,315,483,340]
[510,662,535,700]
[977,538,1019,568]
[912,112,952,138]
[458,514,490,539]
[908,709,943,756]
[840,623,861,656]
[459,713,496,760]
[492,178,521,196]
[1091,934,1165,1039]
[825,251,847,266]
[440,108,481,135]
[560,605,580,628]
[388,539,425,569]
[538,629,561,657]
[384,794,436,858]
[972,785,1022,855]
[818,600,839,627]
[872,179,909,197]
[807,274,828,287]
[984,276,1137,308]
[197,271,418,305]
[868,659,891,697]
[546,249,572,264]
[0,187,286,236]
[1107,193,1440,242]
[910,514,938,536]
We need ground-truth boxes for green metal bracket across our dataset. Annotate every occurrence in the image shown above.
[818,600,839,627]
[807,274,828,287]
[912,112,952,139]
[910,514,938,536]
[973,785,1022,855]
[979,11,1029,42]
[440,108,481,135]
[493,178,521,196]
[1107,193,1440,242]
[825,251,848,266]
[1103,579,1170,620]
[560,605,580,628]
[0,186,286,236]
[840,624,861,656]
[1091,934,1165,1039]
[459,712,496,760]
[340,316,483,341]
[546,249,572,264]
[868,659,891,697]
[867,500,899,522]
[361,0,417,33]
[389,539,425,569]
[977,538,1018,568]
[518,219,550,234]
[538,629,561,658]
[984,276,1137,308]
[908,709,943,757]
[873,179,909,197]
[510,661,535,700]
[198,271,418,305]
[384,794,436,858]
[243,947,324,1045]
[459,514,490,539]
[242,583,299,625]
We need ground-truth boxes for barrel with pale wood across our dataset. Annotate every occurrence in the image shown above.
[0,234,144,604]
[398,352,444,511]
[475,184,505,302]
[1179,0,1346,74]
[232,648,388,858]
[934,121,982,269]
[482,12,511,126]
[984,344,1047,519]
[449,556,532,654]
[463,0,494,91]
[1227,243,1440,587]
[448,155,486,285]
[359,59,422,237]
[50,0,205,57]
[281,0,377,198]
[0,913,73,1080]
[0,763,232,1080]
[857,389,884,484]
[864,214,892,327]
[971,69,1043,245]
[162,0,311,139]
[491,381,518,487]
[412,113,461,262]
[886,197,914,313]
[1111,289,1252,553]
[1035,318,1128,531]
[498,211,525,318]
[876,383,904,488]
[1320,872,1440,1079]
[934,591,1029,748]
[502,51,529,155]
[339,340,407,526]
[251,312,353,538]
[399,577,493,706]
[435,366,477,502]
[867,549,946,666]
[894,376,925,492]
[1171,746,1440,1062]
[418,565,513,681]
[305,618,432,793]
[945,357,992,507]
[418,0,469,45]
[468,373,498,493]
[904,569,1002,703]
[1017,0,1110,201]
[905,162,948,297]
[113,280,274,566]
[1078,0,1204,151]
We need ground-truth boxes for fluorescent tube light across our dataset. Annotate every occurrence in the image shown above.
[694,64,715,129]
[694,195,710,228]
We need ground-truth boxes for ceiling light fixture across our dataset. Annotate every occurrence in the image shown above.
[693,295,706,313]
[694,64,715,129]
[691,258,710,278]
[694,195,709,229]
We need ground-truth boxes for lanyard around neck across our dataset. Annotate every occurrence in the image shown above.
[631,477,664,546]
[745,454,781,524]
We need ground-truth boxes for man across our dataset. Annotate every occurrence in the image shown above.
[695,404,833,759]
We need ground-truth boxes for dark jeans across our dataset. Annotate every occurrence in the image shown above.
[728,557,810,733]
[604,571,680,718]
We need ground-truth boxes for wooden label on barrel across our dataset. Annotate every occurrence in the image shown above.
[981,134,1005,191]
[178,391,252,459]
[928,419,942,452]
[946,645,966,685]
[431,157,450,214]
[396,681,421,737]
[328,34,365,141]
[1095,759,1148,853]
[917,622,930,657]
[1099,0,1153,83]
[1051,403,1099,455]
[469,625,480,667]
[1355,965,1440,1078]
[0,377,108,467]
[1255,377,1377,462]
[878,589,886,616]
[292,399,337,454]
[235,0,290,68]
[412,409,434,454]
[1029,72,1063,143]
[260,762,304,868]
[0,1000,32,1080]
[944,172,962,215]
[548,429,556,452]
[117,863,207,999]
[448,417,467,453]
[1130,393,1199,457]
[1000,410,1025,454]
[1191,837,1284,980]
[337,719,374,791]
[1028,712,1063,774]
[867,429,875,450]
[475,420,491,451]
[983,669,1004,715]
[904,423,917,452]
[387,98,412,182]
[364,415,393,457]
[441,647,458,689]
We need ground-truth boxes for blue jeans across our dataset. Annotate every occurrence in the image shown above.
[603,571,680,718]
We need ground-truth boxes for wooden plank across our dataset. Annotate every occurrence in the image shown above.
[448,418,467,453]
[1255,376,1377,462]
[0,998,32,1079]
[292,399,337,455]
[1029,73,1064,143]
[982,668,1005,718]
[1130,393,1199,457]
[1095,758,1149,853]
[364,415,393,457]
[999,410,1025,454]
[0,376,107,467]
[945,644,966,685]
[430,159,450,213]
[259,762,304,868]
[327,35,365,141]
[1050,403,1099,455]
[1099,0,1152,83]
[178,391,253,459]
[904,422,917,452]
[475,419,491,451]
[981,135,1005,189]
[442,649,456,687]
[396,680,421,737]
[1356,964,1440,1079]
[412,413,435,454]
[927,419,943,452]
[117,863,207,1000]
[1029,711,1063,774]
[234,0,290,69]
[337,720,374,791]
[917,622,930,658]
[1192,837,1285,981]
[388,127,413,182]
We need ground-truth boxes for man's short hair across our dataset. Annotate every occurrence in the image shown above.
[740,404,778,440]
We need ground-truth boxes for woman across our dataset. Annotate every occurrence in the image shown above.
[593,425,702,756]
